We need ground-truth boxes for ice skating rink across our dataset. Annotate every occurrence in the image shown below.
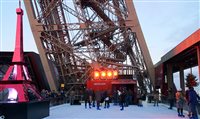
[44,102,199,119]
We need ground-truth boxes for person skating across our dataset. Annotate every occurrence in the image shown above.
[120,88,126,110]
[95,91,102,110]
[84,88,91,109]
[175,89,185,117]
[185,87,192,117]
[188,87,200,119]
[154,91,159,106]
[103,91,110,108]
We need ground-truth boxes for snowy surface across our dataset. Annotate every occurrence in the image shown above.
[44,102,199,119]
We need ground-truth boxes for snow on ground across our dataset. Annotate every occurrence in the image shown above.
[44,102,198,119]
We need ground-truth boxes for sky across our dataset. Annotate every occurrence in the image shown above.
[134,0,200,64]
[0,0,199,64]
[0,0,200,89]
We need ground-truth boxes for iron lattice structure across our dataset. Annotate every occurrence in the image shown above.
[24,0,155,94]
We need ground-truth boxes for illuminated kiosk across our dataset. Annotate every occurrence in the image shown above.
[87,69,137,104]
[0,2,49,119]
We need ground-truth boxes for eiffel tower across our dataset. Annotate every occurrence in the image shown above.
[24,0,155,95]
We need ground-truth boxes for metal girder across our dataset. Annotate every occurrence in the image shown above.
[24,0,155,94]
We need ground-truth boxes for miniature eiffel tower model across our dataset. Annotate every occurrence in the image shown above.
[0,1,42,102]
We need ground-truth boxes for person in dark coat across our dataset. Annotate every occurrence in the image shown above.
[84,89,91,108]
[186,88,192,117]
[95,91,102,110]
[188,87,200,119]
[92,90,96,107]
[88,89,93,107]
[168,88,174,109]
[120,89,126,110]
[113,90,118,105]
[128,89,133,105]
[103,91,110,108]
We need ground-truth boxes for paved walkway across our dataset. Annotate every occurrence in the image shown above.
[44,102,199,119]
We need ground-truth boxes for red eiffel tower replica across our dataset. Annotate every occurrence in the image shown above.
[0,1,42,102]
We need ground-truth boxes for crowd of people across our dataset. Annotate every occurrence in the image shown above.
[40,89,69,105]
[40,86,200,118]
[151,87,200,119]
[83,87,135,111]
[166,87,200,119]
[145,86,200,119]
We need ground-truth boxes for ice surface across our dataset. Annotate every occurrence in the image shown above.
[44,101,199,119]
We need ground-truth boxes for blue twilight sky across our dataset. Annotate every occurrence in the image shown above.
[0,0,200,89]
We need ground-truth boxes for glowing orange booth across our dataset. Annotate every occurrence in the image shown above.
[87,70,118,92]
